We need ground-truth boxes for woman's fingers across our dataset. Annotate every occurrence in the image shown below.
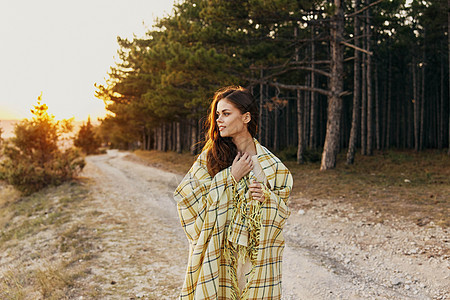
[233,152,240,163]
[238,152,253,170]
[250,189,264,202]
[249,182,261,189]
[251,190,262,196]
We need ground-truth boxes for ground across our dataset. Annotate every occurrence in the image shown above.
[0,150,448,299]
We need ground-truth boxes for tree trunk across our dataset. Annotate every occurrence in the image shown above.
[259,69,263,142]
[366,8,373,155]
[375,62,380,150]
[295,25,304,163]
[439,52,444,149]
[152,128,156,150]
[361,21,367,155]
[286,98,290,146]
[163,123,167,151]
[156,125,159,151]
[168,123,171,151]
[176,122,181,153]
[310,25,317,149]
[274,106,279,152]
[396,94,401,147]
[146,128,149,150]
[413,58,420,151]
[142,127,146,150]
[386,46,392,148]
[448,0,450,155]
[346,0,361,165]
[320,0,344,170]
[305,75,310,149]
[159,125,163,151]
[408,84,414,148]
[265,85,269,147]
[297,89,305,163]
[420,58,425,150]
[190,120,197,155]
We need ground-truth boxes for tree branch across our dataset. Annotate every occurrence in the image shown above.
[346,0,384,18]
[268,82,331,97]
[341,41,373,56]
[250,60,331,71]
[287,65,331,77]
[339,90,352,97]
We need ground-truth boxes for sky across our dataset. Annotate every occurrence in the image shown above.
[0,0,176,121]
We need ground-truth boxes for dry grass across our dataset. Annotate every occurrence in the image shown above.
[0,184,20,229]
[286,150,450,227]
[0,181,98,299]
[135,149,450,227]
[0,269,24,300]
[133,150,195,175]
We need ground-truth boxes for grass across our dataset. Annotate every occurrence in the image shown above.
[287,149,450,227]
[134,148,450,227]
[133,150,197,174]
[0,180,99,299]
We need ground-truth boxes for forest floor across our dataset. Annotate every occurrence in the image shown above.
[0,149,448,299]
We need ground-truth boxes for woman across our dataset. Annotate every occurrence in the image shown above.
[174,86,293,300]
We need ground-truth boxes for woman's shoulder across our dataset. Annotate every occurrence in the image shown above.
[255,140,282,164]
[196,150,208,165]
[187,150,208,172]
[256,141,292,177]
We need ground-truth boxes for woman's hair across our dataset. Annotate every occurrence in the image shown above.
[202,86,259,177]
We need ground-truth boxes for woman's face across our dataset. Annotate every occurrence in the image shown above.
[216,98,250,138]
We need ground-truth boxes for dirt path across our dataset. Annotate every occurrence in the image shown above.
[82,150,449,299]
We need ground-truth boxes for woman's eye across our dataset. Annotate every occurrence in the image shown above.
[216,112,230,118]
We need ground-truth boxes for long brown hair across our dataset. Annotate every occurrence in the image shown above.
[202,86,259,177]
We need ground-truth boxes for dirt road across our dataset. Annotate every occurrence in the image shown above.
[82,150,449,299]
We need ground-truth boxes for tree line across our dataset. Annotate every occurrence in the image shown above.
[95,0,449,169]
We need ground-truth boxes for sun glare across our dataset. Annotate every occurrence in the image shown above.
[0,106,21,120]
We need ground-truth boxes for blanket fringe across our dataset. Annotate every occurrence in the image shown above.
[224,184,263,300]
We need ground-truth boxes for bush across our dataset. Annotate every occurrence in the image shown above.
[74,117,101,155]
[0,124,3,147]
[0,95,85,195]
[277,146,322,163]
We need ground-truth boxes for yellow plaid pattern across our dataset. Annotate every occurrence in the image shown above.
[174,139,293,299]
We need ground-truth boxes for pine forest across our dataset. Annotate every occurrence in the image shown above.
[95,0,450,169]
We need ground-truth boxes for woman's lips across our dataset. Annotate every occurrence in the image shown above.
[219,126,226,131]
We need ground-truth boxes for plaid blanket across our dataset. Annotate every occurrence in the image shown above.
[174,139,293,299]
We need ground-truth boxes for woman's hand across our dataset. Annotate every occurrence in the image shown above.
[249,181,265,203]
[231,152,253,182]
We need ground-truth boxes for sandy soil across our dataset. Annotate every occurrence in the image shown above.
[80,150,449,299]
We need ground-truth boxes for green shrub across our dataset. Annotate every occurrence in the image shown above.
[0,95,85,195]
[277,146,322,163]
[74,117,101,155]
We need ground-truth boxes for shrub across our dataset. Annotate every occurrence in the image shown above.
[277,146,322,163]
[74,117,101,155]
[0,95,85,195]
[0,124,3,146]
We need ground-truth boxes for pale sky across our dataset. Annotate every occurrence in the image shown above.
[0,0,176,121]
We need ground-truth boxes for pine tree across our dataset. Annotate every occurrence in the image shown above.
[74,117,101,155]
[0,94,85,194]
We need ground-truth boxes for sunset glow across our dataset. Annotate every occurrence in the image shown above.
[0,0,175,122]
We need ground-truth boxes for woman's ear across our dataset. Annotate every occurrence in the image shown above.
[243,112,251,124]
